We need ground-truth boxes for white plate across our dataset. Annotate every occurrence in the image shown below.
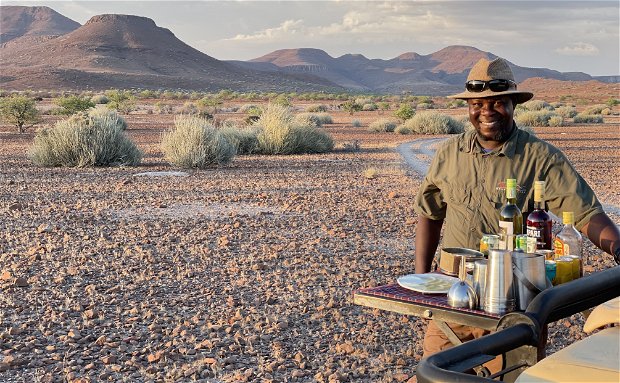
[397,274,460,294]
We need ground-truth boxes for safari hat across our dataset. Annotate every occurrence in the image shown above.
[448,57,533,104]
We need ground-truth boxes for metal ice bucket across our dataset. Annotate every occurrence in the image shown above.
[512,251,550,311]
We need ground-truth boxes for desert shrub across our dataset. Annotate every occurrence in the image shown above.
[514,110,555,127]
[294,112,333,127]
[178,102,199,115]
[446,99,467,109]
[88,108,128,130]
[54,95,95,115]
[394,125,412,135]
[161,116,235,168]
[341,100,363,115]
[394,103,415,121]
[368,118,398,132]
[29,112,141,167]
[548,115,564,127]
[272,94,291,107]
[362,103,378,111]
[378,102,391,113]
[154,101,174,114]
[582,104,607,115]
[90,94,109,104]
[105,90,136,113]
[351,119,362,128]
[605,98,619,107]
[555,106,578,118]
[254,104,334,154]
[138,90,157,99]
[239,104,262,114]
[355,97,374,106]
[0,95,41,133]
[306,104,328,112]
[519,99,553,111]
[397,111,464,134]
[219,124,260,155]
[416,102,433,110]
[573,114,604,123]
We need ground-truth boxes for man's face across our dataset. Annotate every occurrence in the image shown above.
[468,96,515,145]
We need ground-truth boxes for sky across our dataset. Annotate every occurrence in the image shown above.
[4,1,620,76]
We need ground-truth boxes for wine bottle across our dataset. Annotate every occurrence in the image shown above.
[498,178,523,250]
[526,180,552,252]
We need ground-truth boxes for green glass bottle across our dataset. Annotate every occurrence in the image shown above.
[499,178,523,250]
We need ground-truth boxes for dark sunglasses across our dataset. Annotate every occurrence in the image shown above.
[465,79,516,92]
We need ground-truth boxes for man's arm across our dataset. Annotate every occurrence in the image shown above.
[415,216,444,273]
[580,212,620,264]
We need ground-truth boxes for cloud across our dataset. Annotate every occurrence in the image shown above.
[227,19,305,42]
[554,42,600,56]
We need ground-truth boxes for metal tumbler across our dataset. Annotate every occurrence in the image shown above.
[484,249,516,314]
[512,252,549,311]
[472,260,488,309]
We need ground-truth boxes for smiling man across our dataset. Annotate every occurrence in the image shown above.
[412,57,620,377]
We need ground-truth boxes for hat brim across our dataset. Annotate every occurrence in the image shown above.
[448,89,533,104]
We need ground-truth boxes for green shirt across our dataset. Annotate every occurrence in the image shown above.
[414,125,603,250]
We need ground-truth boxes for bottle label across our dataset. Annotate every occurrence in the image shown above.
[499,221,514,250]
[554,238,564,257]
[527,222,552,251]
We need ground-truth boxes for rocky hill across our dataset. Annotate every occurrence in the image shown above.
[0,5,79,43]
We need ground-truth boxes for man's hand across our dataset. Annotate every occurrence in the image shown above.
[415,217,444,273]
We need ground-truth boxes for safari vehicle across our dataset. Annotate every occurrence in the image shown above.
[416,266,620,383]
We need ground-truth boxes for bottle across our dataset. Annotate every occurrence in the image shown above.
[554,211,583,276]
[498,178,523,250]
[526,180,552,252]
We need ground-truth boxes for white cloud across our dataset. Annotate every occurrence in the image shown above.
[228,19,305,42]
[554,42,600,56]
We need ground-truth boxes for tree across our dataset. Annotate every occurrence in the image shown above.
[394,103,415,121]
[105,90,136,114]
[55,95,95,115]
[342,100,362,115]
[0,95,41,133]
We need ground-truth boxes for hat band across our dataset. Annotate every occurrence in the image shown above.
[465,79,516,93]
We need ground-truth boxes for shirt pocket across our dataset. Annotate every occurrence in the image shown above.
[446,186,474,218]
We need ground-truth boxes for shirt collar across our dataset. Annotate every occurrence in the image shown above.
[459,122,520,158]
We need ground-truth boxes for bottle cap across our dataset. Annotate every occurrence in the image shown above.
[562,211,575,225]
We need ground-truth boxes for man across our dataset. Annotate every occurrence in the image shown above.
[414,57,620,373]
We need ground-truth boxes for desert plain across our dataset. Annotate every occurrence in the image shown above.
[0,91,619,383]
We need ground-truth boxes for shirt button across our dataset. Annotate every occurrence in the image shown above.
[470,228,475,232]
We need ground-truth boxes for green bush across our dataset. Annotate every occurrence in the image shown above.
[105,90,136,113]
[29,112,141,167]
[178,102,199,115]
[220,124,260,155]
[351,119,362,128]
[397,112,464,134]
[54,95,95,115]
[88,108,128,130]
[555,106,578,118]
[294,112,333,127]
[573,114,604,123]
[605,98,619,107]
[362,103,378,111]
[0,95,41,133]
[255,104,334,154]
[514,110,555,127]
[91,94,109,104]
[394,103,415,121]
[154,101,174,114]
[446,99,467,109]
[416,102,433,110]
[161,116,235,168]
[394,125,412,135]
[368,118,398,132]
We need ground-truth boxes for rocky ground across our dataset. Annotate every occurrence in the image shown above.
[0,105,618,383]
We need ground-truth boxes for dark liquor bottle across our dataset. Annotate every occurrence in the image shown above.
[526,180,552,252]
[499,178,523,250]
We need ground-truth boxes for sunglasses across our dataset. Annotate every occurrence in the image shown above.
[465,79,516,93]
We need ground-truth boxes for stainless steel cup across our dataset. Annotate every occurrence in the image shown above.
[473,260,488,309]
[484,249,515,314]
[512,252,549,311]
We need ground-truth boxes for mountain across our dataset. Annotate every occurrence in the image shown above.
[239,46,606,94]
[0,6,80,43]
[0,9,341,92]
[1,6,615,94]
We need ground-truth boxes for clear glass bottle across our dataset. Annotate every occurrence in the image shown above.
[499,178,523,250]
[554,211,583,276]
[526,180,552,252]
